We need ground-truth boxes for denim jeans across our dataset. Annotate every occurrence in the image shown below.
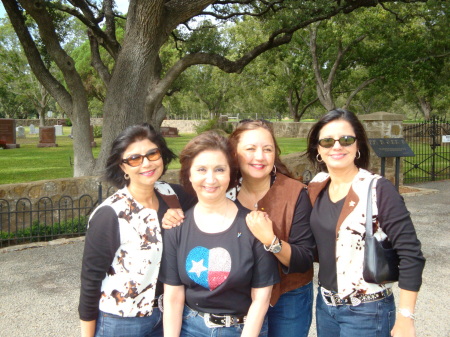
[267,281,313,337]
[316,287,396,337]
[94,309,163,337]
[180,305,268,337]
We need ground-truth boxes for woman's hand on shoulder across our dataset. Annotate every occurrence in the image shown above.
[162,208,185,229]
[245,211,274,246]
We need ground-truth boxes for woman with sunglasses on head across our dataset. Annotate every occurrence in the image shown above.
[78,123,196,337]
[306,109,425,337]
[162,120,315,337]
[159,130,280,337]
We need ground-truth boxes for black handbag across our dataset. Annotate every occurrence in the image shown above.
[363,178,400,284]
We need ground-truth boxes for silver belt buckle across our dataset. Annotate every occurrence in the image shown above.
[203,313,224,328]
[350,295,362,306]
[321,287,336,306]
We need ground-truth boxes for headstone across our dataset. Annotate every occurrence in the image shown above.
[16,126,26,139]
[0,118,20,149]
[160,126,179,137]
[54,125,63,136]
[90,125,97,147]
[29,124,38,135]
[37,126,58,147]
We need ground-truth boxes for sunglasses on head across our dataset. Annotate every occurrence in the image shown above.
[122,148,162,167]
[318,136,357,148]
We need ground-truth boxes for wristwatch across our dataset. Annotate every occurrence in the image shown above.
[398,308,415,320]
[264,236,282,254]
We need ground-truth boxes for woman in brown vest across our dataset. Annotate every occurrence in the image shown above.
[227,120,315,337]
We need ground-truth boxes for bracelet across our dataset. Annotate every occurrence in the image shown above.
[263,235,278,251]
[398,308,415,320]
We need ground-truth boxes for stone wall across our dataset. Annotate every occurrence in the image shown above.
[14,118,104,127]
[2,112,404,206]
[359,111,405,182]
[161,119,201,134]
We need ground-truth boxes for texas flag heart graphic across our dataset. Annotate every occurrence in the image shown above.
[186,246,231,290]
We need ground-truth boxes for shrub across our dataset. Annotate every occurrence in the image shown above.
[0,216,88,247]
[195,118,233,135]
[65,118,73,126]
[93,126,102,138]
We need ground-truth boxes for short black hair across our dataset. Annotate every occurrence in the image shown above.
[104,123,177,188]
[306,109,370,172]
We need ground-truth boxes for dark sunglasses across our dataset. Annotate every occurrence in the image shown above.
[122,148,162,167]
[318,136,357,148]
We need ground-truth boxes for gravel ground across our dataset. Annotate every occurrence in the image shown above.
[0,180,449,337]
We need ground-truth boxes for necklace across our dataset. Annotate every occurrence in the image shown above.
[239,183,267,210]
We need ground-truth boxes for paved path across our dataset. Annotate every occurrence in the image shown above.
[1,180,449,337]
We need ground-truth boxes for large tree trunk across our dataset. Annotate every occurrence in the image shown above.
[95,3,169,173]
[417,96,432,120]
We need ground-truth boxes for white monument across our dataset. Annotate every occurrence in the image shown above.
[16,126,26,138]
[29,124,38,135]
[54,125,63,136]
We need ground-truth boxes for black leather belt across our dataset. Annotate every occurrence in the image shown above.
[321,287,393,306]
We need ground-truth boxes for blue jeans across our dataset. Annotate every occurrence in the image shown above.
[316,287,396,337]
[94,309,163,337]
[267,281,313,337]
[180,305,268,337]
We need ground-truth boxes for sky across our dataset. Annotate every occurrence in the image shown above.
[0,1,129,18]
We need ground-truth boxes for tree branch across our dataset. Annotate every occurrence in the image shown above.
[88,30,112,85]
[2,0,73,114]
[343,77,380,109]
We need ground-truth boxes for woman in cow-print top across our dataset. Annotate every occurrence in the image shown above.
[306,109,425,337]
[78,124,195,337]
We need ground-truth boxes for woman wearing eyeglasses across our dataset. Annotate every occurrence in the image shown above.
[78,123,195,337]
[306,109,425,337]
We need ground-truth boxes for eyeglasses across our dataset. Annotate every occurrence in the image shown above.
[318,136,357,148]
[122,149,161,167]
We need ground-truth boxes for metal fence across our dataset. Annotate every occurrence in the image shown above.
[403,116,450,184]
[0,183,116,248]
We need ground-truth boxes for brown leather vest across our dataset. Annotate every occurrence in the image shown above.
[257,173,314,306]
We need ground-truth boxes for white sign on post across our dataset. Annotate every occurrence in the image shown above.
[442,135,450,143]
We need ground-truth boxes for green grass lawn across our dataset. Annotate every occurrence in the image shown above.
[0,127,307,185]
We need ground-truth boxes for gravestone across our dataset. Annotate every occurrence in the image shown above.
[17,126,26,139]
[29,124,38,135]
[37,126,58,147]
[54,125,63,136]
[90,125,97,147]
[160,126,179,137]
[0,118,20,149]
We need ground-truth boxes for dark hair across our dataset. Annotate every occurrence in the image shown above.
[228,120,293,178]
[104,123,177,188]
[179,130,239,196]
[306,108,370,172]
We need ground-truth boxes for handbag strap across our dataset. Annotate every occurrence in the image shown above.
[365,178,376,237]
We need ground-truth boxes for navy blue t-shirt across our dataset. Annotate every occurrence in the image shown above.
[159,204,280,316]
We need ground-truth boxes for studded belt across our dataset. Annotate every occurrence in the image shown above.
[320,286,393,306]
[197,311,246,327]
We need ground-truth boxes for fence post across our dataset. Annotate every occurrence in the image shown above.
[98,182,103,204]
